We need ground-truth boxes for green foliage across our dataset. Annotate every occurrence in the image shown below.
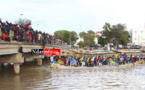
[101,23,129,46]
[63,31,71,44]
[84,34,95,47]
[77,41,85,48]
[88,30,95,37]
[79,31,86,38]
[98,37,107,46]
[120,31,130,45]
[87,30,95,34]
[70,31,79,45]
[54,30,71,44]
[79,31,95,47]
[53,30,78,45]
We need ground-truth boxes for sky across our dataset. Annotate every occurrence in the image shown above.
[1,0,145,35]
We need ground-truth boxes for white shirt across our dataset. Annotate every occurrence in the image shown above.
[38,33,41,38]
[91,57,94,62]
[50,56,54,62]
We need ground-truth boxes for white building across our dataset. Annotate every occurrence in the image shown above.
[130,28,145,46]
[74,31,102,46]
[74,36,84,47]
[94,31,102,44]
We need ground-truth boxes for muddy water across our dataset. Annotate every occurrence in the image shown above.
[0,60,145,90]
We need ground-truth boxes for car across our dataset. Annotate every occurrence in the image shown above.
[134,45,140,49]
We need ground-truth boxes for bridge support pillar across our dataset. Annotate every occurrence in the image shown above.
[37,58,42,65]
[14,63,20,75]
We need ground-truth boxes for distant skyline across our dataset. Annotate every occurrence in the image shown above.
[1,0,145,35]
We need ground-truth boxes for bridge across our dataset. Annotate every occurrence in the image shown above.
[0,41,72,74]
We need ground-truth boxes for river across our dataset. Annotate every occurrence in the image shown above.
[0,60,145,90]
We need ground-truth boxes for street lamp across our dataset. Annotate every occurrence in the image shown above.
[20,14,23,26]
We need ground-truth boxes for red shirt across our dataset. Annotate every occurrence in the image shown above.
[96,58,99,63]
[64,60,66,64]
[25,23,29,28]
[27,31,29,36]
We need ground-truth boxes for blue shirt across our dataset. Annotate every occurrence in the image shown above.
[71,58,74,62]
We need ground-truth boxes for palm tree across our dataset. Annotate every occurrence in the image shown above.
[102,23,112,44]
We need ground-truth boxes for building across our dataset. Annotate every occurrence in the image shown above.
[130,28,145,46]
[74,36,84,47]
[74,31,102,47]
[94,31,102,44]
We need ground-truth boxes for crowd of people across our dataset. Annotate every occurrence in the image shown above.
[50,53,145,67]
[0,20,67,47]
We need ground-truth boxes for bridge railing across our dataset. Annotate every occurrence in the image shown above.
[0,40,71,50]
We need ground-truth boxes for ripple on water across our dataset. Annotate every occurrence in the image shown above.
[0,64,145,90]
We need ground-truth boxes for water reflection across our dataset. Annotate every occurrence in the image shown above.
[0,62,145,90]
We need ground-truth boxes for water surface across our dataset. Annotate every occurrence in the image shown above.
[0,61,145,90]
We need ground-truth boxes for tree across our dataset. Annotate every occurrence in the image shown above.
[84,34,95,47]
[79,31,86,38]
[102,22,112,43]
[53,30,71,44]
[15,18,31,27]
[101,23,129,47]
[70,31,79,45]
[77,41,85,48]
[98,36,107,46]
[53,30,78,45]
[88,30,95,37]
[79,30,96,47]
[119,30,130,45]
[63,31,71,44]
[111,24,129,46]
